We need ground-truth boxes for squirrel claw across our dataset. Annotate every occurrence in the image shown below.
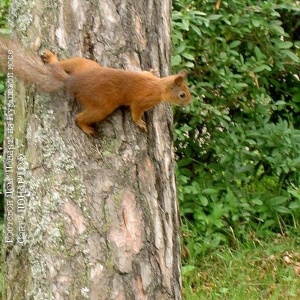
[137,120,147,132]
[149,68,159,77]
[82,127,96,137]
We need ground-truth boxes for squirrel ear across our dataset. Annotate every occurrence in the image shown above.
[174,70,188,86]
[178,70,188,78]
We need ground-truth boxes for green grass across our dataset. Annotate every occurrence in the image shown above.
[182,232,300,300]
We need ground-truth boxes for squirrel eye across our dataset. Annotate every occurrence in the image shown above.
[179,92,186,99]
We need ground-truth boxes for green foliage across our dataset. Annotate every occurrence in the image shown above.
[172,0,300,254]
[0,0,10,34]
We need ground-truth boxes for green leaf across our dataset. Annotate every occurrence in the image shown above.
[292,93,300,103]
[193,11,207,16]
[182,18,190,30]
[231,14,240,26]
[199,195,208,206]
[171,55,182,66]
[190,24,202,36]
[235,83,248,88]
[254,46,264,61]
[0,83,5,93]
[178,157,193,167]
[269,196,288,206]
[172,11,183,21]
[251,19,261,27]
[184,62,195,68]
[261,220,275,229]
[270,24,285,35]
[274,100,286,106]
[223,18,231,25]
[220,52,227,60]
[202,188,218,195]
[289,202,300,210]
[207,14,222,21]
[229,40,241,49]
[175,43,186,54]
[182,265,196,275]
[277,41,293,49]
[281,50,300,62]
[274,206,290,214]
[182,52,195,61]
[252,199,263,205]
[252,65,270,73]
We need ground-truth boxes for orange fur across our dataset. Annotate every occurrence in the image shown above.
[42,51,191,135]
[0,37,191,135]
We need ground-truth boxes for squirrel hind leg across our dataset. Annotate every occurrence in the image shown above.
[41,50,58,64]
[76,105,118,136]
[76,111,97,136]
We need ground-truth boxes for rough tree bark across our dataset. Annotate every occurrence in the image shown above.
[3,1,181,300]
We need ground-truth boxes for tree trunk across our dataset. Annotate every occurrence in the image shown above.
[3,1,181,300]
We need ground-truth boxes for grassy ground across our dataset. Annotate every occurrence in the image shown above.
[182,232,300,300]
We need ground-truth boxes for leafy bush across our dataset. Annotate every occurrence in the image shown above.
[172,0,300,254]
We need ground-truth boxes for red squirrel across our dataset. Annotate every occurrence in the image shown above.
[0,37,191,135]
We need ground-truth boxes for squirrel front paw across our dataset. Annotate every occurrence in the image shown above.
[41,50,58,64]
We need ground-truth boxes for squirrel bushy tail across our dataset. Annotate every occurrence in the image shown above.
[0,37,68,92]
